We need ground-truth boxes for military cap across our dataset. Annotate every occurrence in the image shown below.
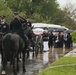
[14,12,18,15]
[1,15,6,19]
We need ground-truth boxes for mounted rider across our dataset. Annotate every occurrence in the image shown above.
[0,16,10,34]
[10,12,31,50]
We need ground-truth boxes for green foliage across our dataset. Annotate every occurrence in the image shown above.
[0,0,75,30]
[6,0,59,23]
[54,9,76,29]
[37,57,76,75]
[6,0,22,12]
[31,13,43,23]
[0,8,13,23]
[19,11,27,18]
[72,31,76,43]
[0,0,13,23]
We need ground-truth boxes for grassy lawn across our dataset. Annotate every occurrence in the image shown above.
[37,57,76,75]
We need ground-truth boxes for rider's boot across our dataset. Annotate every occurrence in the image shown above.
[25,40,32,51]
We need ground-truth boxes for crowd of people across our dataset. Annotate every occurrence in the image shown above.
[42,30,73,50]
[43,31,73,49]
[42,30,73,52]
[0,12,73,51]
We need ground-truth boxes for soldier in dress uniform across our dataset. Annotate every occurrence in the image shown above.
[10,12,31,50]
[0,16,10,33]
[0,16,10,63]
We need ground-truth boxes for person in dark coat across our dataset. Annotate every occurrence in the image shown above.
[48,32,54,48]
[10,12,30,49]
[58,32,64,48]
[53,33,59,48]
[67,33,73,48]
[0,16,10,63]
[0,16,10,33]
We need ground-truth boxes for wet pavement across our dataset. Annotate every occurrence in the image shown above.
[65,48,76,56]
[0,45,75,75]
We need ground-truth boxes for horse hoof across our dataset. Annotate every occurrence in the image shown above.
[2,70,6,74]
[19,58,22,62]
[23,69,26,73]
[17,68,19,72]
[14,72,17,75]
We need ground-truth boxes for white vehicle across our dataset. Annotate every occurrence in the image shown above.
[32,23,68,32]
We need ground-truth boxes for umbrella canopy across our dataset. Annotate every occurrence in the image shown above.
[64,29,74,33]
[33,28,44,36]
[48,28,66,32]
[55,28,66,32]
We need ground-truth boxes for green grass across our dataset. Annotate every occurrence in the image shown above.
[51,56,76,66]
[37,57,76,75]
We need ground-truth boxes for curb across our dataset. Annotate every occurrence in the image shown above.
[65,48,76,56]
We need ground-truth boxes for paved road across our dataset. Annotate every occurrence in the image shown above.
[0,46,73,75]
[0,52,49,75]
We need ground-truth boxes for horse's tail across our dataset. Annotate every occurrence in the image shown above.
[2,34,12,61]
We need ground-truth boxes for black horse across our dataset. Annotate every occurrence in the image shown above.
[0,32,4,63]
[23,26,43,58]
[23,25,36,57]
[2,33,26,75]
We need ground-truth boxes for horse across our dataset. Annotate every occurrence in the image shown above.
[23,25,36,57]
[2,33,26,75]
[34,35,43,57]
[23,26,44,58]
[0,32,2,53]
[0,32,5,63]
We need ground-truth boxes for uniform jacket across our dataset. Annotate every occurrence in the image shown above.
[10,18,23,32]
[0,22,10,33]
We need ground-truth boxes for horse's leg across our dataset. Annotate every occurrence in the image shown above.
[2,58,7,74]
[35,44,39,58]
[27,50,29,58]
[22,49,26,73]
[13,54,17,75]
[19,52,22,60]
[1,50,3,64]
[32,45,34,57]
[40,43,43,54]
[1,50,7,74]
[17,52,19,72]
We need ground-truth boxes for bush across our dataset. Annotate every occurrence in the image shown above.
[72,30,76,43]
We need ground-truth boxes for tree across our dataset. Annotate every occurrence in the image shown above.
[62,4,76,29]
[31,0,59,23]
[0,0,13,23]
[6,0,59,23]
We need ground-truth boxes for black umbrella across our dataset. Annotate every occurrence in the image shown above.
[64,29,74,33]
[55,28,65,32]
[48,29,54,32]
[48,28,65,32]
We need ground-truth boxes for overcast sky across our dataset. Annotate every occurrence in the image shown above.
[56,0,76,8]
